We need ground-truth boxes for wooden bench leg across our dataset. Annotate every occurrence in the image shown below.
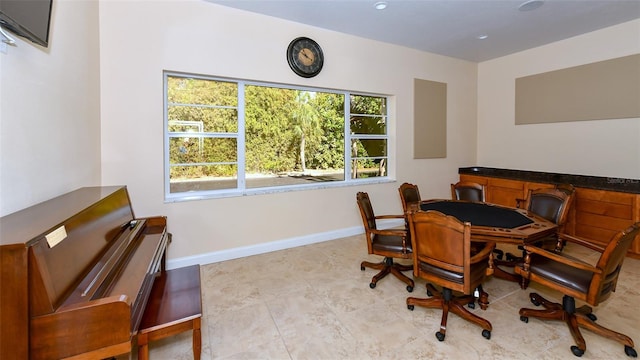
[137,333,150,360]
[193,317,201,360]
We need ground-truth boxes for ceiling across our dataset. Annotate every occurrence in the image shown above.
[207,0,640,62]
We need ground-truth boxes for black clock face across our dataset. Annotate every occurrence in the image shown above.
[287,37,324,78]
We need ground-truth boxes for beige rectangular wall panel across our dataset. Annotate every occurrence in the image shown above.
[414,78,447,158]
[515,54,640,124]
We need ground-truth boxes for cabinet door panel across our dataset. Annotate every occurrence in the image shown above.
[486,178,523,207]
[487,188,522,207]
[574,225,615,247]
[576,198,633,220]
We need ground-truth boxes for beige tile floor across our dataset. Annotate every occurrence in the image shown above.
[143,235,640,360]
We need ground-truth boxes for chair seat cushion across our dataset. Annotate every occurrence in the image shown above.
[419,261,486,287]
[372,234,412,253]
[528,253,592,294]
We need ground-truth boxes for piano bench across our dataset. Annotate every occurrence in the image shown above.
[137,264,202,360]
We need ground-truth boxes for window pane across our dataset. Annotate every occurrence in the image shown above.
[169,137,237,164]
[350,94,387,115]
[351,158,388,179]
[350,115,386,135]
[170,164,238,193]
[168,107,238,133]
[167,77,237,106]
[352,139,387,157]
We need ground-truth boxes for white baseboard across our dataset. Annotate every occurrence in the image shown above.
[166,219,403,270]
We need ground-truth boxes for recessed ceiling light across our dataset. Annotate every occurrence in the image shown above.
[518,0,544,11]
[476,35,489,40]
[374,1,388,10]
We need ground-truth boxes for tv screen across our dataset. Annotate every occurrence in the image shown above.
[0,0,52,47]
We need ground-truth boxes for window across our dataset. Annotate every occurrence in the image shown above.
[164,72,390,201]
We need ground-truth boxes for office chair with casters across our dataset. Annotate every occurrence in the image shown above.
[451,181,486,203]
[356,192,414,292]
[523,186,574,250]
[501,186,575,282]
[406,209,495,342]
[515,223,640,358]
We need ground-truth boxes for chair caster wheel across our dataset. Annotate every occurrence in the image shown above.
[369,282,376,289]
[468,302,475,309]
[360,265,365,271]
[407,304,414,311]
[435,331,445,342]
[625,345,637,357]
[571,345,584,357]
[406,285,413,292]
[520,316,528,323]
[586,313,597,321]
[482,329,491,339]
[427,289,433,297]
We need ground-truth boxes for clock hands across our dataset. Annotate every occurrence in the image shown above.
[298,48,315,66]
[287,37,323,77]
[301,49,313,60]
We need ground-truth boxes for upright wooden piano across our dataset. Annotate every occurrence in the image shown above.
[0,186,171,359]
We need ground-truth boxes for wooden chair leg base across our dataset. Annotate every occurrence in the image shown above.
[361,257,414,290]
[519,293,635,356]
[407,285,492,339]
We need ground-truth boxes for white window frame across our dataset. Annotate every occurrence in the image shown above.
[163,71,393,202]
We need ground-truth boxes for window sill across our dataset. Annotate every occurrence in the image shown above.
[164,177,395,203]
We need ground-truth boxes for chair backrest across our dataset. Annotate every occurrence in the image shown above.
[524,187,574,227]
[451,181,486,202]
[408,210,484,294]
[398,183,421,213]
[356,191,377,232]
[589,222,640,305]
[356,192,377,254]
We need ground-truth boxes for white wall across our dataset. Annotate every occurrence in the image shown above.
[477,20,640,179]
[0,0,101,216]
[98,0,478,262]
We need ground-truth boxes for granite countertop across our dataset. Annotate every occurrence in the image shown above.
[459,167,640,194]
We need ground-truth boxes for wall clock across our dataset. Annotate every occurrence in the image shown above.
[287,37,324,78]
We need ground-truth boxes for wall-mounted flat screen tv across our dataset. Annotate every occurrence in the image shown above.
[0,0,53,47]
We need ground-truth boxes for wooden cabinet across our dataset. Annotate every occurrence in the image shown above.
[460,173,640,258]
[572,188,640,252]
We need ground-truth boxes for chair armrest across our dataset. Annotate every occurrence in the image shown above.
[369,228,407,237]
[374,214,406,220]
[470,242,496,264]
[522,245,602,274]
[557,233,606,253]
